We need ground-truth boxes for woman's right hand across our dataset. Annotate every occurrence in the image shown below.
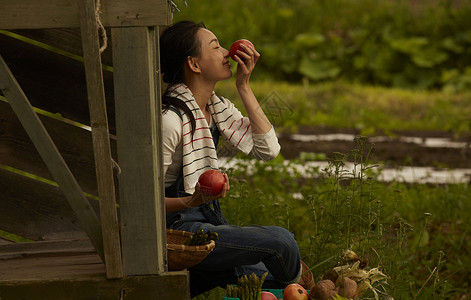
[189,173,230,206]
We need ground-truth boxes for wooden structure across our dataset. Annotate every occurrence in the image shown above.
[0,0,190,298]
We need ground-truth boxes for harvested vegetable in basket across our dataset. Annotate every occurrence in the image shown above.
[183,229,219,246]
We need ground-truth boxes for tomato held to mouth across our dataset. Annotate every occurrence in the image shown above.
[198,169,225,195]
[229,39,255,61]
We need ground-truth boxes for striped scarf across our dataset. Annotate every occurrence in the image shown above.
[167,84,253,194]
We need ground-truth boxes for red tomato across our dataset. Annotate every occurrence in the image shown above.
[282,283,309,300]
[198,169,225,195]
[229,39,255,61]
[261,291,278,300]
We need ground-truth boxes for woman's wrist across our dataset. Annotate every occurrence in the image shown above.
[236,80,251,91]
[190,192,207,207]
[237,85,255,103]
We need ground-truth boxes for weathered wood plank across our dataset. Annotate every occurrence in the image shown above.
[0,240,189,298]
[0,100,104,196]
[0,239,94,259]
[0,55,104,259]
[112,26,166,275]
[0,0,171,29]
[154,25,168,271]
[0,272,190,300]
[0,253,105,281]
[0,168,98,241]
[10,29,114,66]
[0,31,116,131]
[0,237,15,245]
[79,0,123,279]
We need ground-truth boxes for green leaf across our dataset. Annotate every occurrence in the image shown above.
[441,68,460,83]
[191,287,227,300]
[294,33,325,48]
[332,294,349,300]
[389,37,429,54]
[299,57,341,80]
[411,48,449,68]
[413,230,430,248]
[441,37,464,53]
[277,8,295,19]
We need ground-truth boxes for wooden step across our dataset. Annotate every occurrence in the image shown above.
[0,239,190,299]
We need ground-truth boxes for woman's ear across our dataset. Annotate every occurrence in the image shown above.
[187,56,201,73]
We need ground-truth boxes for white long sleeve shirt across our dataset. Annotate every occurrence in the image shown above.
[162,108,281,189]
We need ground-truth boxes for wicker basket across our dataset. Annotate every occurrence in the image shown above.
[166,229,216,271]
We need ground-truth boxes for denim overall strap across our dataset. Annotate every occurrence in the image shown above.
[165,106,228,227]
[199,125,229,225]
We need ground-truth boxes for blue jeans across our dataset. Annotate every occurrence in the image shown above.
[164,122,301,295]
[167,205,301,295]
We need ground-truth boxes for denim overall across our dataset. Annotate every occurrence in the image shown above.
[165,122,229,229]
[164,108,301,296]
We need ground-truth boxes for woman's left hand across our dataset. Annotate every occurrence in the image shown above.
[233,43,260,88]
[191,173,230,206]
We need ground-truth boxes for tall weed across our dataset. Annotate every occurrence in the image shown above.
[220,136,471,299]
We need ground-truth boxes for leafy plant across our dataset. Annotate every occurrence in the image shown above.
[219,136,471,299]
[172,0,471,92]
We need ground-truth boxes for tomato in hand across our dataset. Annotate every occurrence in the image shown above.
[229,39,255,61]
[198,169,225,195]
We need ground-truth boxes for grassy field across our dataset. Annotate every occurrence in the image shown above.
[212,80,471,299]
[218,138,470,299]
[215,79,471,136]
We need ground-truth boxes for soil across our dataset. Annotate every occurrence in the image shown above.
[278,127,471,169]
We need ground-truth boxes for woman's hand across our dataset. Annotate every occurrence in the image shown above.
[189,173,230,206]
[233,43,260,89]
[232,43,272,134]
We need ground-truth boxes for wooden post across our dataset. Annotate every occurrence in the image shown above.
[0,55,104,260]
[112,26,167,275]
[78,0,123,279]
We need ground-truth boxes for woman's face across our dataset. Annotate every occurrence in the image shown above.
[193,28,232,82]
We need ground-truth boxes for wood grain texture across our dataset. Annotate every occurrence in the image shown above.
[0,55,104,259]
[0,0,171,29]
[0,32,116,131]
[79,0,122,279]
[0,168,99,241]
[0,239,95,259]
[0,239,189,299]
[112,26,166,275]
[9,28,114,66]
[0,101,104,196]
[0,272,190,300]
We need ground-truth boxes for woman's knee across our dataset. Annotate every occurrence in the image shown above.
[197,223,299,257]
[266,226,298,249]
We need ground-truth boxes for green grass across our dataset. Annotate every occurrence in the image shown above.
[215,79,471,136]
[218,137,471,299]
[0,229,32,242]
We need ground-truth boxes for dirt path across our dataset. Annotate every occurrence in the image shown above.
[278,127,471,169]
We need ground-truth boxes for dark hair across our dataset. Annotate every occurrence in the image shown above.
[160,21,206,138]
[160,20,205,85]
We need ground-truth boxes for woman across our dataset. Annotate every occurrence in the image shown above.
[160,21,312,296]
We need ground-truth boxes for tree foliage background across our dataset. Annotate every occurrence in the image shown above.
[172,0,471,92]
